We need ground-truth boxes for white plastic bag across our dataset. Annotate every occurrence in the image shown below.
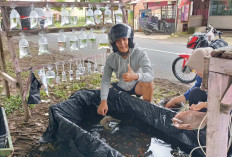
[86,4,95,26]
[19,33,31,59]
[98,27,110,49]
[46,65,55,88]
[10,6,22,30]
[61,4,70,26]
[29,4,39,29]
[44,4,54,28]
[70,5,78,26]
[38,31,50,55]
[58,29,66,52]
[70,29,79,51]
[115,4,123,24]
[94,4,102,25]
[104,4,112,24]
[79,28,87,49]
[38,67,49,96]
[88,28,96,49]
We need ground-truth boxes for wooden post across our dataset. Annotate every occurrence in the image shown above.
[0,32,10,98]
[206,57,232,157]
[7,37,30,121]
[120,0,128,23]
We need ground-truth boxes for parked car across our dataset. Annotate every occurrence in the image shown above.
[15,7,45,30]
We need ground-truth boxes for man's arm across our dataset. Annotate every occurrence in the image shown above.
[137,51,154,82]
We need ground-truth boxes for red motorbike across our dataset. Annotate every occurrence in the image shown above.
[172,25,226,84]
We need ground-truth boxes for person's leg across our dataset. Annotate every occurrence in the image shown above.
[135,81,154,102]
[189,87,207,106]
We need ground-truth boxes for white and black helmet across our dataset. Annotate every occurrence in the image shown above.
[108,23,134,53]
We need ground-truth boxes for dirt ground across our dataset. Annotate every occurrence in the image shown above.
[0,34,190,157]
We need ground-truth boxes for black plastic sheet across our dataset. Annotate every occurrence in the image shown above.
[40,88,208,157]
[27,72,42,104]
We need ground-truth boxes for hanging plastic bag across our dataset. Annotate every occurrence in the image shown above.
[86,4,95,26]
[19,32,31,59]
[70,29,79,51]
[114,4,123,24]
[98,27,110,49]
[69,62,73,81]
[94,4,102,25]
[10,5,22,30]
[79,28,87,49]
[55,63,61,84]
[38,68,49,96]
[88,28,96,49]
[58,29,66,52]
[70,5,78,26]
[104,4,112,24]
[45,65,55,88]
[62,62,67,82]
[44,4,54,28]
[27,70,42,104]
[87,61,92,74]
[61,4,70,26]
[38,31,50,55]
[172,110,207,130]
[75,61,81,80]
[29,4,39,29]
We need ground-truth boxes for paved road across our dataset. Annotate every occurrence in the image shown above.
[134,37,192,82]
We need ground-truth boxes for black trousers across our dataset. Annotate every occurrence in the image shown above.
[189,87,207,112]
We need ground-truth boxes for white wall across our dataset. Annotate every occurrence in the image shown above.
[208,16,232,29]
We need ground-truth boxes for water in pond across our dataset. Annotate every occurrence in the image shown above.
[35,111,191,157]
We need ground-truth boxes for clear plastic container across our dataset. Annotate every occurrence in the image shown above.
[86,4,95,26]
[87,62,92,74]
[94,4,102,25]
[44,4,54,28]
[104,4,112,24]
[79,29,87,49]
[76,61,81,80]
[29,4,39,29]
[46,65,55,88]
[94,63,98,73]
[55,63,60,84]
[70,29,79,51]
[88,28,96,49]
[98,27,110,49]
[69,62,73,81]
[38,32,50,55]
[62,63,67,82]
[70,5,78,26]
[115,4,123,24]
[61,4,70,26]
[58,30,66,52]
[10,6,22,30]
[19,33,31,59]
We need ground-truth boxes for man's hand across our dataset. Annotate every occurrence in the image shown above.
[97,100,108,116]
[171,110,207,130]
[190,102,207,111]
[122,64,138,82]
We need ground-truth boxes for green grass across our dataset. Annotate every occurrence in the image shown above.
[2,95,22,115]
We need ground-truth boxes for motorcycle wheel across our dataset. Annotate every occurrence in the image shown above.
[164,27,170,34]
[143,25,152,35]
[172,57,197,84]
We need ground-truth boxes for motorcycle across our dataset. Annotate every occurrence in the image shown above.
[143,17,171,35]
[172,24,227,84]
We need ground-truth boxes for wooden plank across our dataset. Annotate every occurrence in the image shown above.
[120,0,128,23]
[206,72,232,157]
[221,84,232,114]
[7,24,114,36]
[1,7,10,32]
[0,32,10,97]
[0,70,19,87]
[0,1,124,8]
[202,57,209,90]
[209,57,232,75]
